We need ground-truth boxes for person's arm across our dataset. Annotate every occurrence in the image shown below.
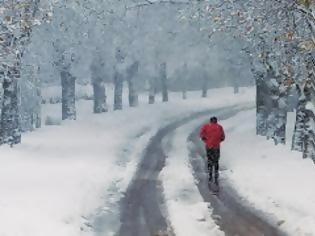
[220,126,225,142]
[200,125,207,142]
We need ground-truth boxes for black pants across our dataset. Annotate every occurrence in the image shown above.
[206,148,220,182]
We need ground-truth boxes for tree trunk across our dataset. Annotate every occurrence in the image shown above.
[256,78,268,136]
[262,66,288,145]
[35,84,41,128]
[127,61,139,107]
[273,83,288,145]
[90,51,107,113]
[292,95,306,152]
[0,74,3,134]
[291,55,315,159]
[182,89,187,100]
[233,72,240,94]
[202,77,208,98]
[61,70,76,120]
[266,86,282,144]
[35,67,41,128]
[0,67,21,146]
[149,77,156,104]
[182,63,188,100]
[114,71,123,110]
[93,79,107,113]
[303,109,315,162]
[160,62,168,102]
[275,109,287,145]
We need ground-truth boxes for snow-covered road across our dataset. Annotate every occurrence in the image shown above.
[91,104,283,236]
[117,108,233,236]
[188,120,284,236]
[3,87,280,236]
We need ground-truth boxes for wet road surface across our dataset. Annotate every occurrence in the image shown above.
[117,108,229,236]
[116,105,284,236]
[188,118,285,236]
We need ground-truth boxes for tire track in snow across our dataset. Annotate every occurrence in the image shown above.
[188,113,286,236]
[117,106,243,236]
[87,127,154,236]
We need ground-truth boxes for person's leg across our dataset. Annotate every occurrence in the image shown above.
[207,149,213,182]
[214,149,220,185]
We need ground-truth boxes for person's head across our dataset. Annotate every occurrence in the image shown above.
[210,116,218,124]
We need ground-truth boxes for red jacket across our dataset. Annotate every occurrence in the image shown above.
[200,123,225,149]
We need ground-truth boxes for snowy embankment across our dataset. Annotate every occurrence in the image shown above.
[161,117,224,236]
[221,110,315,236]
[0,87,253,236]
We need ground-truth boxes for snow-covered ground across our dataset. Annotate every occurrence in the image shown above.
[3,85,314,236]
[0,87,254,236]
[222,110,315,236]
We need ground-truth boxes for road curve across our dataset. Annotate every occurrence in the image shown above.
[117,107,234,236]
[188,118,286,236]
[117,104,283,236]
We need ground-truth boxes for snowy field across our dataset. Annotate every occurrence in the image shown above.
[0,87,253,236]
[221,110,315,236]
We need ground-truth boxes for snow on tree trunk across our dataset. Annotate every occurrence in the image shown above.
[0,68,21,146]
[292,55,315,160]
[149,77,156,104]
[127,61,139,107]
[265,86,283,144]
[303,109,315,162]
[0,0,50,144]
[202,77,208,98]
[160,62,168,102]
[292,93,306,152]
[61,70,76,120]
[273,83,289,145]
[261,65,288,145]
[92,79,107,113]
[301,70,315,161]
[0,74,3,133]
[256,78,268,136]
[291,63,315,154]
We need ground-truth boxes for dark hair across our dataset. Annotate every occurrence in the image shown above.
[210,117,218,123]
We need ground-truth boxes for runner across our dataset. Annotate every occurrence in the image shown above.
[200,116,225,186]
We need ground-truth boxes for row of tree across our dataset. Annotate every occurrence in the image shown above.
[191,0,315,162]
[3,0,239,146]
